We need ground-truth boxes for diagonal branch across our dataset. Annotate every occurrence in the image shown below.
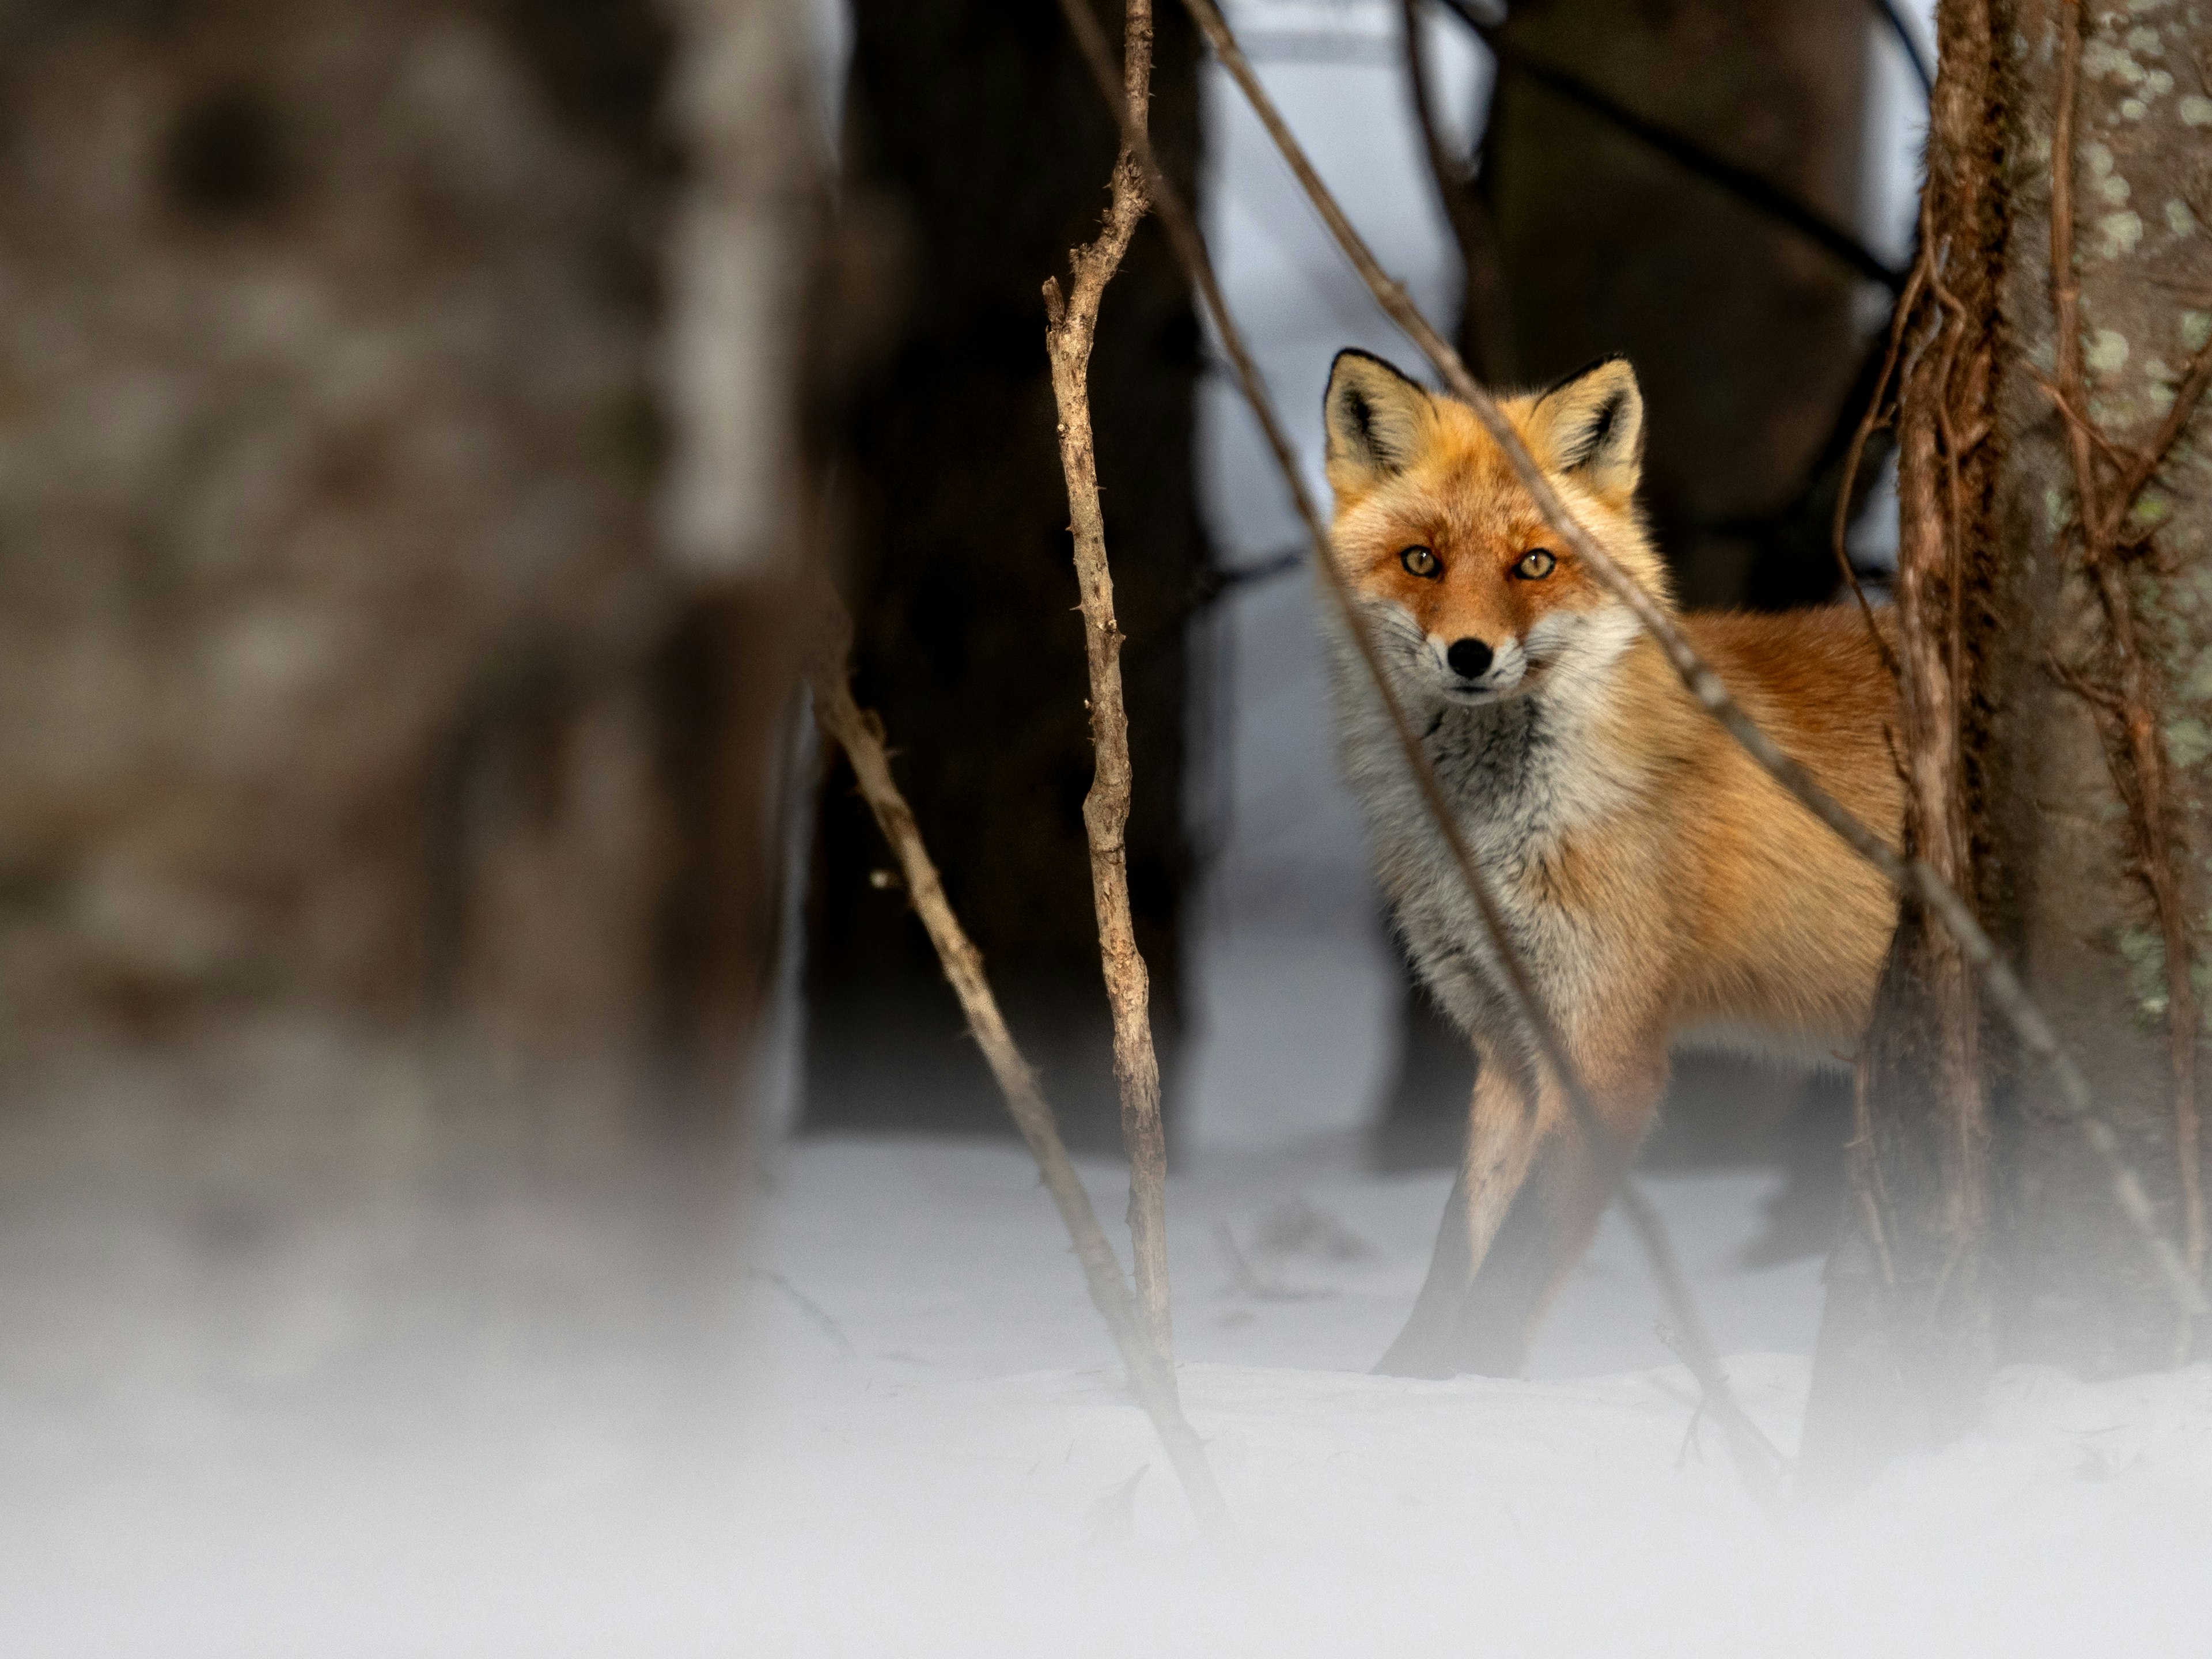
[1042,0,1177,1367]
[1058,0,1787,1513]
[1171,0,2206,1321]
[803,586,1228,1529]
[2111,340,2212,518]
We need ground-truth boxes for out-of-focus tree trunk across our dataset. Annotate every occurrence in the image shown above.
[1482,0,1872,610]
[653,0,817,1126]
[1804,0,2211,1499]
[0,0,812,1130]
[0,7,817,1612]
[802,0,1205,1150]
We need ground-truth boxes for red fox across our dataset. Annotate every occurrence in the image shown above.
[1320,349,1903,1377]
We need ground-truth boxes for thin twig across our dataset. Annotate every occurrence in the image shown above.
[1172,0,2206,1320]
[1653,1322,1790,1470]
[2030,370,2138,474]
[1831,253,1927,682]
[2111,343,2212,513]
[803,590,1228,1529]
[1043,0,1176,1366]
[1060,0,1785,1514]
[2047,2,2204,1319]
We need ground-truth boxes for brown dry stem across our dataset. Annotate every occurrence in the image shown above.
[1885,22,2001,1285]
[1041,0,1175,1365]
[803,589,1227,1529]
[1168,0,2203,1323]
[1831,255,1925,684]
[2046,2,2206,1320]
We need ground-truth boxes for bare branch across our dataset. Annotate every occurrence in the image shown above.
[803,589,1228,1530]
[1831,253,1926,683]
[1043,0,1177,1367]
[2111,339,2212,518]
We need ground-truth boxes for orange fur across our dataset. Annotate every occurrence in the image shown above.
[1321,350,1903,1377]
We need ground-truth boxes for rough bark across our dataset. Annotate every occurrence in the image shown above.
[1983,0,2211,1371]
[1805,0,2212,1497]
[803,0,1204,1150]
[1840,0,2009,1475]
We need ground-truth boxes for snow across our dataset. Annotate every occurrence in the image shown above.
[724,1135,2212,1659]
[8,1099,2209,1658]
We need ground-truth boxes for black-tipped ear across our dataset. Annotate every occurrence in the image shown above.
[1324,349,1433,486]
[1528,355,1643,498]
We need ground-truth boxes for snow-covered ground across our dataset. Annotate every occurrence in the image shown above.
[725,1135,2212,1658]
[7,1091,2209,1658]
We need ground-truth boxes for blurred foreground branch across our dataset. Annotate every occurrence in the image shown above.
[1042,0,1175,1366]
[802,592,1227,1530]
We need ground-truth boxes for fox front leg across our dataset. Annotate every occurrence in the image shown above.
[1374,1059,1543,1378]
[1376,1039,1665,1377]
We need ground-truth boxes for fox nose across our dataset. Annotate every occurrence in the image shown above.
[1446,638,1494,680]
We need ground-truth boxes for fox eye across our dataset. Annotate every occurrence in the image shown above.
[1399,546,1440,579]
[1515,548,1558,580]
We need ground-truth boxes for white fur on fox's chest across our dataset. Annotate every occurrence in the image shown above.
[1325,633,1641,1048]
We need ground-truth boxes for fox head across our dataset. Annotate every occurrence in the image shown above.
[1321,350,1670,708]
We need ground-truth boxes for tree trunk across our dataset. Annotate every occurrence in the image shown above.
[0,0,811,1126]
[803,0,1205,1150]
[1804,0,2211,1497]
[1980,0,2209,1371]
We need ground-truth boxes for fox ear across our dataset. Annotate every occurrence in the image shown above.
[1324,350,1432,486]
[1528,356,1643,499]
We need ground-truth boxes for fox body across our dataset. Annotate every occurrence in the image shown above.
[1320,350,1903,1377]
